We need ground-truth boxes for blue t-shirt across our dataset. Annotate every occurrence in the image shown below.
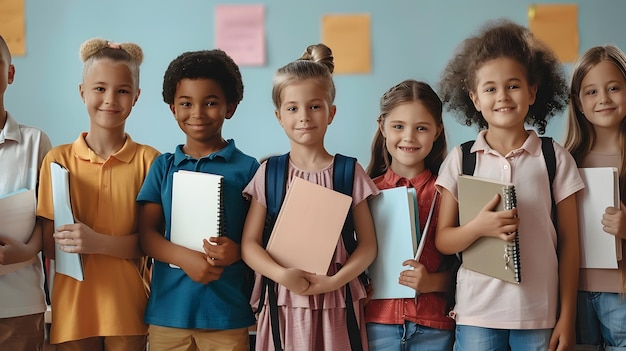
[137,139,259,329]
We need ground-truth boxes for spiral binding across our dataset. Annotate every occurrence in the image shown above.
[502,186,521,283]
[217,178,226,237]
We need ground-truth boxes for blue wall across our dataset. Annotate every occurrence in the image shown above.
[6,0,626,165]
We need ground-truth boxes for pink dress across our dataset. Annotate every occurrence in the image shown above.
[243,157,379,350]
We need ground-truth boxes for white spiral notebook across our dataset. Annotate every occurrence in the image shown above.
[170,171,224,262]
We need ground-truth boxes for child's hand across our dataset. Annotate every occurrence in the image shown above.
[470,194,519,242]
[399,259,433,293]
[300,273,341,295]
[279,268,311,294]
[203,237,240,267]
[53,221,99,254]
[549,315,574,351]
[179,250,224,284]
[602,202,626,239]
[0,236,32,265]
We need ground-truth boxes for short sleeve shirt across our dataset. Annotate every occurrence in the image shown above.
[137,140,259,330]
[435,130,584,329]
[0,113,51,319]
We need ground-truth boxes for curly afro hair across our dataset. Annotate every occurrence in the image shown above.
[438,19,568,134]
[162,49,243,106]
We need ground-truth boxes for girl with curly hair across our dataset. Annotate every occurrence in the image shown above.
[435,19,584,351]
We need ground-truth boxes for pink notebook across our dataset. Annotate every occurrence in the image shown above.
[266,177,352,275]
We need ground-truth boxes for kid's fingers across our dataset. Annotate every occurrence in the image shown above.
[481,193,501,212]
[499,231,517,242]
[401,259,420,268]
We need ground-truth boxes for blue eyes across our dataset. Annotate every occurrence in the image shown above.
[93,87,130,94]
[286,105,321,112]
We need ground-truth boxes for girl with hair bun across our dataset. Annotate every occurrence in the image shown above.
[37,38,159,350]
[242,43,379,350]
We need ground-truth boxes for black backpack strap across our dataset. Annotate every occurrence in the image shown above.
[460,140,476,176]
[260,153,290,351]
[449,140,476,313]
[540,137,558,230]
[332,154,363,351]
[333,154,357,253]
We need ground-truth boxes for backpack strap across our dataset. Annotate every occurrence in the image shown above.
[260,153,290,351]
[460,140,476,176]
[332,154,363,351]
[540,137,558,230]
[333,154,357,254]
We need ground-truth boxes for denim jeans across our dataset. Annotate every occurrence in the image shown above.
[366,321,454,351]
[454,325,552,351]
[577,291,626,351]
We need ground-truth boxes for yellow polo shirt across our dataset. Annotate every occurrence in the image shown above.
[37,133,159,344]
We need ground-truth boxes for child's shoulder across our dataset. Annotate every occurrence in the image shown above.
[133,142,161,160]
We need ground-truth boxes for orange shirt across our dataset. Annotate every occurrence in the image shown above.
[37,133,159,343]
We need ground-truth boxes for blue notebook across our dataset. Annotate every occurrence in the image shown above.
[368,187,420,299]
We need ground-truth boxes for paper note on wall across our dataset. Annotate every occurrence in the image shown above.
[528,3,578,63]
[0,0,26,56]
[215,4,265,66]
[321,14,371,74]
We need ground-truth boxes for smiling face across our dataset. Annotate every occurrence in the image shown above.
[275,78,336,148]
[469,57,537,132]
[578,61,626,132]
[170,78,235,151]
[380,101,441,178]
[79,59,139,133]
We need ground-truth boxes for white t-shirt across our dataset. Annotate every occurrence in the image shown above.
[436,130,584,329]
[0,112,51,318]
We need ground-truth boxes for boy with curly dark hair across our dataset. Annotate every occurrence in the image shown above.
[137,49,259,351]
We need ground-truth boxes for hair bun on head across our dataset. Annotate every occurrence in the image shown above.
[299,43,334,74]
[79,37,144,64]
[79,38,108,62]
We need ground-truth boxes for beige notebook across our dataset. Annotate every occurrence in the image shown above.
[171,171,224,254]
[458,175,520,284]
[266,176,352,275]
[578,167,622,269]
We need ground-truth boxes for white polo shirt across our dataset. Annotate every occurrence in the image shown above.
[0,112,51,318]
[436,130,584,329]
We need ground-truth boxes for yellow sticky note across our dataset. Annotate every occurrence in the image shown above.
[321,14,371,74]
[528,3,578,63]
[0,0,26,56]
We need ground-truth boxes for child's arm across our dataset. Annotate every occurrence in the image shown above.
[399,260,451,293]
[138,202,223,284]
[41,217,55,259]
[303,200,378,295]
[601,201,626,240]
[435,188,518,255]
[0,217,43,265]
[241,200,310,294]
[549,194,579,351]
[53,221,142,259]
